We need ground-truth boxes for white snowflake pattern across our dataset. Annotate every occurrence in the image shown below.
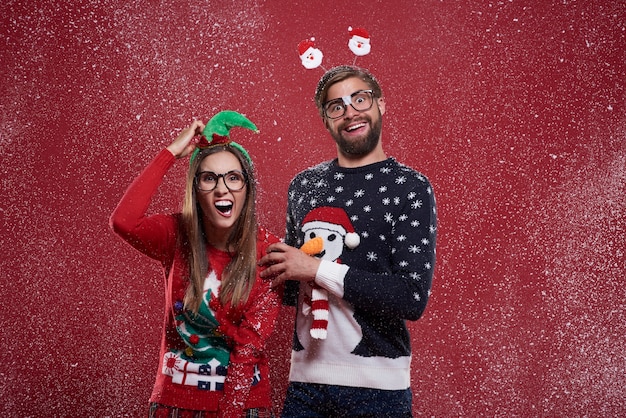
[379,235,386,241]
[379,185,387,193]
[413,292,421,301]
[412,200,423,209]
[367,252,378,261]
[399,214,408,221]
[335,186,344,193]
[345,199,354,206]
[395,176,407,185]
[327,196,336,203]
[421,238,430,245]
[411,220,421,227]
[301,178,309,186]
[334,172,345,180]
[363,205,371,212]
[409,245,421,253]
[310,198,318,206]
[397,235,407,242]
[394,197,400,205]
[425,262,432,270]
[430,225,436,234]
[354,189,365,198]
[361,231,369,238]
[410,272,421,280]
[316,179,326,188]
[408,191,416,200]
[381,167,392,174]
[365,173,374,180]
[399,260,408,267]
[351,215,359,222]
[382,197,391,205]
[384,213,394,223]
[427,186,432,195]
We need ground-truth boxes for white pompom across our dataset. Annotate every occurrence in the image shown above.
[344,232,360,249]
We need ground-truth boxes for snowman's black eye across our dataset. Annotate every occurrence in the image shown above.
[328,234,337,242]
[309,232,317,239]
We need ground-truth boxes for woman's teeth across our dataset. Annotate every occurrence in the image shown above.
[215,201,233,213]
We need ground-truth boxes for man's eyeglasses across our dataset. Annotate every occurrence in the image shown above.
[195,170,247,192]
[322,89,375,119]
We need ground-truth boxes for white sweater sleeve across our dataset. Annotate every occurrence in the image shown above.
[314,259,350,298]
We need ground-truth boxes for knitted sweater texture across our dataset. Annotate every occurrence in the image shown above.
[110,149,280,417]
[284,157,437,390]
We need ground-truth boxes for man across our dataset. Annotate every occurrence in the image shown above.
[259,65,437,417]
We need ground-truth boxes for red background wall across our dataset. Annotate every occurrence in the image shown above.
[1,1,624,416]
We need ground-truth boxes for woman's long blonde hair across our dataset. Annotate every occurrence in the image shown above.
[179,145,258,313]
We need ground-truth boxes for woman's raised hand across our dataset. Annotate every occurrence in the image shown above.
[166,119,206,159]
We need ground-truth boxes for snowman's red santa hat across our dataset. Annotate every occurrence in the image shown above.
[302,207,360,249]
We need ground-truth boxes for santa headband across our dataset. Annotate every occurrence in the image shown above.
[297,26,372,71]
[190,110,259,165]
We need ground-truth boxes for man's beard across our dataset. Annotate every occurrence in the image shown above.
[331,114,383,157]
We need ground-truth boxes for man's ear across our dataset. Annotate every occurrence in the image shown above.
[377,97,386,116]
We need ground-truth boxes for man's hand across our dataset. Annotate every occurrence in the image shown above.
[258,242,321,288]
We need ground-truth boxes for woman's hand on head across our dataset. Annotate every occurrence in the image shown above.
[166,119,206,159]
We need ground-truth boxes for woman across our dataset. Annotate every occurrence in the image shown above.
[110,113,280,418]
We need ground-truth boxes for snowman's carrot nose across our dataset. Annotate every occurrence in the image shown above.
[300,237,324,256]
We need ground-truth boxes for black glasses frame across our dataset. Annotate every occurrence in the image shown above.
[322,89,375,119]
[195,170,248,192]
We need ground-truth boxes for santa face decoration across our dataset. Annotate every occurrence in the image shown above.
[298,38,324,69]
[347,26,371,57]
